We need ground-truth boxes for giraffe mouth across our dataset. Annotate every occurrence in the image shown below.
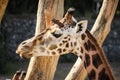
[16,50,32,59]
[16,49,21,54]
[19,52,32,59]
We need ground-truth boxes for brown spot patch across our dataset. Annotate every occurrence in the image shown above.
[37,36,43,41]
[66,43,69,48]
[36,38,44,45]
[64,37,68,39]
[92,54,103,69]
[62,40,67,43]
[74,42,77,46]
[40,47,45,52]
[88,69,96,80]
[63,49,66,52]
[71,42,73,47]
[84,40,96,51]
[85,53,90,67]
[84,61,87,68]
[98,68,110,80]
[47,51,50,53]
[59,43,62,46]
[80,47,83,53]
[68,37,70,41]
[52,52,56,55]
[81,34,86,40]
[79,55,82,60]
[74,51,77,55]
[87,40,96,51]
[49,45,57,50]
[57,48,62,53]
[84,42,89,51]
[68,35,70,37]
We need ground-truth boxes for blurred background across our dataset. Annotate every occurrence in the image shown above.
[0,0,120,79]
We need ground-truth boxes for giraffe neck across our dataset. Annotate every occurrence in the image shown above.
[76,30,115,80]
[33,29,115,80]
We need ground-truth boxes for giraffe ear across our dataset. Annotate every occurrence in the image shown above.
[75,20,88,34]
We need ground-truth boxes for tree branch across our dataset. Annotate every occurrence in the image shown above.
[0,0,8,22]
[25,0,64,80]
[91,0,119,46]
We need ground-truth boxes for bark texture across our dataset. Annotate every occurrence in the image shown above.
[65,0,118,80]
[91,0,119,46]
[0,0,8,22]
[25,0,64,80]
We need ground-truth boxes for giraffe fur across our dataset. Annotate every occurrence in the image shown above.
[16,8,115,80]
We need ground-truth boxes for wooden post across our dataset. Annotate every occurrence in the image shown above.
[25,0,64,80]
[65,0,119,80]
[0,0,8,22]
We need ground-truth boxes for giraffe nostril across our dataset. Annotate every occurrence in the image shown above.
[22,42,27,45]
[23,45,30,49]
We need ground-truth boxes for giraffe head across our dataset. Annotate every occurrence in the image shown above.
[16,8,88,58]
[16,19,88,58]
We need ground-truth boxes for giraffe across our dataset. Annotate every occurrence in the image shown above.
[16,9,115,80]
[12,70,26,80]
[12,70,21,80]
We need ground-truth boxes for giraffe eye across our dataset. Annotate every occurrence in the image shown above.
[52,32,62,38]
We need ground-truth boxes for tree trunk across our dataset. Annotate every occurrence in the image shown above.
[0,0,8,22]
[91,0,119,46]
[65,0,118,80]
[25,0,64,80]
